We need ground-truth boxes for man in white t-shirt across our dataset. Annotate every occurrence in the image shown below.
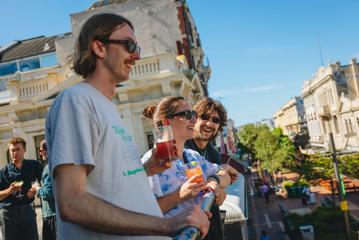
[45,13,210,240]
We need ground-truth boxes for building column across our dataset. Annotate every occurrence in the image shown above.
[161,82,172,96]
[132,112,147,155]
[120,106,147,156]
[0,142,9,166]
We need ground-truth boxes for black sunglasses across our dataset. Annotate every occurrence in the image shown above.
[200,114,221,124]
[100,39,141,54]
[171,110,197,120]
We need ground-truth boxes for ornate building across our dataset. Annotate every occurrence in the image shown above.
[273,96,306,136]
[301,58,359,151]
[0,0,210,166]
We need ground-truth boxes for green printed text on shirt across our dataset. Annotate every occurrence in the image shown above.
[112,125,132,142]
[122,166,145,177]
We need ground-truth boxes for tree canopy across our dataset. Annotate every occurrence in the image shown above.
[237,124,295,172]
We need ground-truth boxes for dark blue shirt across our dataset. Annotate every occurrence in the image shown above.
[185,139,223,240]
[185,139,221,164]
[0,160,42,208]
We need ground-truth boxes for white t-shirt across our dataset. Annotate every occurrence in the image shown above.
[46,82,169,240]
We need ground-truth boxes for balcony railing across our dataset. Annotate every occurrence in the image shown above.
[0,65,63,91]
[128,52,189,80]
[19,80,49,98]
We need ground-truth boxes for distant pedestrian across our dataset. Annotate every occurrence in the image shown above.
[301,186,310,205]
[36,140,57,240]
[262,184,270,203]
[259,230,270,240]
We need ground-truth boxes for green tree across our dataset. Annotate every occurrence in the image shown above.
[237,124,259,157]
[254,126,277,171]
[238,125,295,179]
[340,153,359,179]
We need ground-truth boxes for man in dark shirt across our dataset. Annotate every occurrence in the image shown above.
[0,137,42,240]
[185,97,228,240]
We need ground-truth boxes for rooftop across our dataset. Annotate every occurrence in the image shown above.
[0,33,69,63]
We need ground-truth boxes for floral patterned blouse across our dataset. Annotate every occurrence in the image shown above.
[141,148,218,217]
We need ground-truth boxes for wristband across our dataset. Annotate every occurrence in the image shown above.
[208,175,220,186]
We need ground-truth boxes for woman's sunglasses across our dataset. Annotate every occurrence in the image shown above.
[99,38,141,55]
[200,114,220,124]
[171,110,197,120]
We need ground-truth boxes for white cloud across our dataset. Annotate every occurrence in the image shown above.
[212,85,279,99]
[246,86,277,92]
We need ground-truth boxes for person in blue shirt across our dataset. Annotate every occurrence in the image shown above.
[36,140,56,240]
[0,137,42,240]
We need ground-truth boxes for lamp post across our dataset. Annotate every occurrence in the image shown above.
[328,133,351,240]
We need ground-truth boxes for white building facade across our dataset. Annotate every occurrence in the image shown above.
[273,96,306,136]
[0,0,210,166]
[301,59,359,150]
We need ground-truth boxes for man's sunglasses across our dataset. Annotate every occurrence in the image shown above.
[100,39,141,55]
[171,110,197,120]
[200,114,221,124]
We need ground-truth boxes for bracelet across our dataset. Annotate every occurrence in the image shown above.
[208,175,220,186]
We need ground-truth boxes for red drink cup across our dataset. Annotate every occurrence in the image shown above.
[153,125,177,165]
[156,140,177,160]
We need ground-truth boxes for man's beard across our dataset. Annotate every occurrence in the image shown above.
[195,128,217,142]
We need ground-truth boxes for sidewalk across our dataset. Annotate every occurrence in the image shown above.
[249,174,290,240]
[249,169,359,240]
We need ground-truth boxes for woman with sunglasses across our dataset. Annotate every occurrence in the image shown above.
[141,97,234,218]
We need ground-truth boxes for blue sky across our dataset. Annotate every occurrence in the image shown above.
[1,1,359,126]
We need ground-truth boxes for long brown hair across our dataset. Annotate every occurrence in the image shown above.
[72,13,134,78]
[194,97,227,132]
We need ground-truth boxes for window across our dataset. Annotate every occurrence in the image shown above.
[330,90,334,104]
[41,53,58,67]
[322,119,327,134]
[0,52,58,77]
[0,61,18,76]
[146,132,154,150]
[333,116,339,134]
[349,119,354,134]
[19,57,40,72]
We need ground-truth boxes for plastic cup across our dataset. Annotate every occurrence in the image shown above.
[185,161,205,183]
[13,181,23,188]
[153,125,177,164]
[13,181,24,198]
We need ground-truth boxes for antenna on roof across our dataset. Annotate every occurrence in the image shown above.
[317,33,324,67]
